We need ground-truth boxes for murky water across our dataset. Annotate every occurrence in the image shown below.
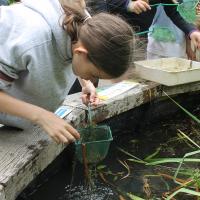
[17,94,200,200]
[59,184,114,200]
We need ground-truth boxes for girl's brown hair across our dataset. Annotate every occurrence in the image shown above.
[60,0,135,78]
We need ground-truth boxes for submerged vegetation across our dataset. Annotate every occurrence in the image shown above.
[16,92,200,200]
[92,92,200,200]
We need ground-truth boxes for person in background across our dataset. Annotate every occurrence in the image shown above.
[186,2,200,60]
[0,0,135,144]
[86,0,200,59]
[146,4,187,59]
[86,0,154,34]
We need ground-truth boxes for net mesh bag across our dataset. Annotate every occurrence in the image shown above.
[177,0,198,23]
[151,26,176,42]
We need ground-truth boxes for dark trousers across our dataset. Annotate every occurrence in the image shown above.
[68,79,82,95]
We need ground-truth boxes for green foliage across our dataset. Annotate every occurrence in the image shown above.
[8,0,15,4]
[165,188,200,200]
[192,169,200,188]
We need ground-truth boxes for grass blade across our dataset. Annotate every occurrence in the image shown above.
[127,193,145,200]
[173,150,200,184]
[165,188,200,200]
[118,147,147,164]
[146,157,200,165]
[144,147,161,160]
[163,91,200,124]
[178,129,200,149]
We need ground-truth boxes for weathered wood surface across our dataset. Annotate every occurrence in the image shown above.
[0,79,200,200]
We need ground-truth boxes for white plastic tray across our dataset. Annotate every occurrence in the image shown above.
[134,57,200,86]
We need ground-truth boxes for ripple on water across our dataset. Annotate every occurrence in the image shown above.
[59,184,114,200]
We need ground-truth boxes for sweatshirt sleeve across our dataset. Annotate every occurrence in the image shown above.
[0,55,26,91]
[163,0,197,35]
[0,6,28,90]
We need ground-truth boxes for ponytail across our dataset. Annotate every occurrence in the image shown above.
[60,1,135,79]
[60,0,90,42]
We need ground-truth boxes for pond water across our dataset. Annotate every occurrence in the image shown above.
[16,93,200,200]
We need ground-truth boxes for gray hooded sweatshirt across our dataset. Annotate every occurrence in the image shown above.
[0,0,76,128]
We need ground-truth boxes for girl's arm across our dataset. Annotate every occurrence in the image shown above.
[0,90,80,144]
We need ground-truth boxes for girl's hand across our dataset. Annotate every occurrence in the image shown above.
[81,80,100,106]
[186,37,196,60]
[127,0,151,14]
[36,109,80,144]
[189,31,200,49]
[0,91,80,144]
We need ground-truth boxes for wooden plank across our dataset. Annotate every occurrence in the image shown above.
[162,81,200,96]
[63,80,160,125]
[0,126,65,200]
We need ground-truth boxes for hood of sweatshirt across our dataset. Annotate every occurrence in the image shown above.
[22,0,72,61]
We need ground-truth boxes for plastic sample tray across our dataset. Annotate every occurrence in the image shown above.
[134,57,200,86]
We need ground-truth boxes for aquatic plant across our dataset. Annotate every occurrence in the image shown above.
[117,92,200,199]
